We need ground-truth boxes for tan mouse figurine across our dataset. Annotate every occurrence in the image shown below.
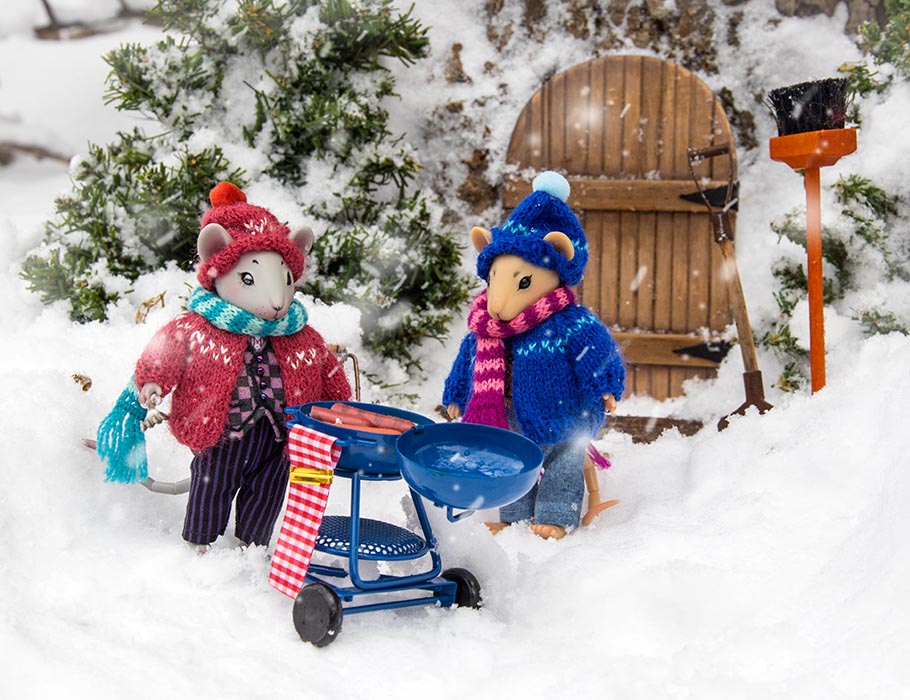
[442,172,625,540]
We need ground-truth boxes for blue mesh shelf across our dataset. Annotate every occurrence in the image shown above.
[316,515,428,560]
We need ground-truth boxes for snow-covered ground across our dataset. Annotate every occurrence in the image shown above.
[1,2,909,698]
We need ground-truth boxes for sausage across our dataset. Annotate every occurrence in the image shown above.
[309,406,371,427]
[329,403,416,432]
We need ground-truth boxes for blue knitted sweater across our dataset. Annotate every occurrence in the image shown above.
[442,304,626,445]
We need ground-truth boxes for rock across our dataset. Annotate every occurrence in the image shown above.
[775,0,886,33]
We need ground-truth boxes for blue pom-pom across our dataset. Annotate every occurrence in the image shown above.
[532,171,570,202]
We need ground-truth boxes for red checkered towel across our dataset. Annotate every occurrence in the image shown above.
[269,425,342,599]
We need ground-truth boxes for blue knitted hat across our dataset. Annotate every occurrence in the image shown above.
[477,171,588,286]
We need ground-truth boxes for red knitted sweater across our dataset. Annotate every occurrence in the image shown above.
[134,312,351,452]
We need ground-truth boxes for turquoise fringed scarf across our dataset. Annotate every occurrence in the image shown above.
[186,286,308,336]
[96,378,151,484]
[97,287,308,484]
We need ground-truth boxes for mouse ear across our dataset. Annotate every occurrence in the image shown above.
[197,223,233,262]
[289,225,314,255]
[471,226,493,253]
[543,230,575,262]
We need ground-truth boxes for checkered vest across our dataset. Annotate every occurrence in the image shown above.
[226,337,286,440]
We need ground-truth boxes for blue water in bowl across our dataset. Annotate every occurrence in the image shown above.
[415,444,522,478]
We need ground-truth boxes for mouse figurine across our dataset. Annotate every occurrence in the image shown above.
[442,171,625,540]
[97,182,352,551]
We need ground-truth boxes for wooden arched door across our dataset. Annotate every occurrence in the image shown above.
[504,54,737,400]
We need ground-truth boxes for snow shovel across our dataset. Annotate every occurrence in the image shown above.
[687,143,772,429]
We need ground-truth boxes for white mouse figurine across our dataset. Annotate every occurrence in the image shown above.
[442,172,625,540]
[97,182,352,551]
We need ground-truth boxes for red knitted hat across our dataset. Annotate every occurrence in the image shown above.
[196,182,307,290]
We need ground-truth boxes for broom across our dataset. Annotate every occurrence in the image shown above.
[768,78,857,393]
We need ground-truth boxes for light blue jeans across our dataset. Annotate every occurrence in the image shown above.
[499,412,587,529]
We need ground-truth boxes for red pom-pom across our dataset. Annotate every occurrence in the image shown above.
[209,181,247,207]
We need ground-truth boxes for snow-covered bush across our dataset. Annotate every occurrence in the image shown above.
[20,0,473,373]
[840,0,910,105]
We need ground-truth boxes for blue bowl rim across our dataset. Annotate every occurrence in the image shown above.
[396,422,543,481]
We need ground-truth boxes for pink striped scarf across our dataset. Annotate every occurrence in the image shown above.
[463,286,576,429]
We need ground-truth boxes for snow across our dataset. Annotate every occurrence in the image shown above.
[2,1,909,698]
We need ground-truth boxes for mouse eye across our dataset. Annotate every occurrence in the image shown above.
[240,272,254,286]
[286,271,292,286]
[518,275,532,290]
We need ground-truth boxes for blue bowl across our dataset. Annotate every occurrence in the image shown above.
[396,423,543,511]
[286,401,434,476]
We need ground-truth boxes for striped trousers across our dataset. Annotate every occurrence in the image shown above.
[183,418,289,546]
